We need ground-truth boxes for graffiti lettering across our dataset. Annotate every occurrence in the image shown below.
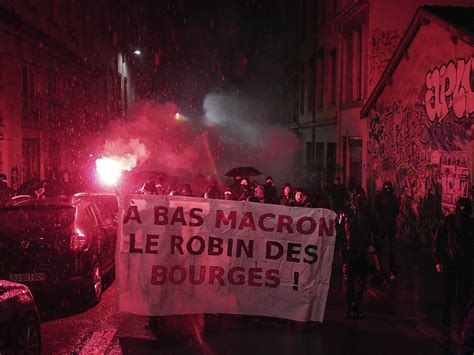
[425,57,474,123]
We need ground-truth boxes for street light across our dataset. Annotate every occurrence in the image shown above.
[134,49,142,56]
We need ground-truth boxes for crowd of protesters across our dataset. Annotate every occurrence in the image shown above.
[141,171,474,347]
[136,173,334,209]
[0,169,79,207]
[2,168,474,351]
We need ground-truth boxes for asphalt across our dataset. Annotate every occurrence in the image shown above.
[40,240,459,355]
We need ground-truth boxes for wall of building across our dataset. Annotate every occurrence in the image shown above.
[366,21,474,217]
[0,1,138,190]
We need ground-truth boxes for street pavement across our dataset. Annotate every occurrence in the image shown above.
[40,241,457,354]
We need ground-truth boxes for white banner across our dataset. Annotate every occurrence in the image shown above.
[117,194,336,322]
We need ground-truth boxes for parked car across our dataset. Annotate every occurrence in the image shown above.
[0,280,41,354]
[0,193,118,305]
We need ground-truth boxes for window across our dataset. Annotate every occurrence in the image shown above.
[349,137,362,187]
[337,2,368,104]
[77,205,97,229]
[317,48,324,109]
[344,28,364,103]
[112,73,121,116]
[22,139,40,182]
[330,48,337,105]
[299,64,305,114]
[344,37,352,102]
[351,29,362,101]
[312,0,317,31]
[327,142,337,181]
[306,142,314,165]
[318,0,326,23]
[22,66,35,124]
[307,60,315,112]
[316,142,324,167]
[301,0,306,40]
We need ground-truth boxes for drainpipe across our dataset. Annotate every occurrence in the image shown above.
[336,30,344,184]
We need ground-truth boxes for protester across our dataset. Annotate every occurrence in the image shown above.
[279,183,293,206]
[222,187,235,200]
[373,181,400,283]
[263,176,278,204]
[139,181,157,195]
[337,186,372,319]
[328,176,349,213]
[203,180,221,199]
[433,197,474,342]
[237,177,252,201]
[29,180,46,199]
[57,169,77,197]
[247,184,266,203]
[178,183,194,197]
[315,180,332,209]
[0,173,15,208]
[289,188,312,208]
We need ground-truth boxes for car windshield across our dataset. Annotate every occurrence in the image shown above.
[92,196,118,225]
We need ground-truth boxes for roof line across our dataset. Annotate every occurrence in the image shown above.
[360,6,474,118]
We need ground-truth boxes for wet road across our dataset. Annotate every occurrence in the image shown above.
[40,245,457,354]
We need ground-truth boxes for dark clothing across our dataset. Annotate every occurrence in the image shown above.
[329,183,350,213]
[58,180,77,197]
[264,185,278,204]
[337,204,372,314]
[373,192,400,274]
[344,259,369,312]
[433,214,474,341]
[433,215,474,266]
[340,206,371,263]
[279,195,293,206]
[237,187,253,201]
[0,183,14,208]
[460,300,474,355]
[373,192,400,229]
[315,192,331,209]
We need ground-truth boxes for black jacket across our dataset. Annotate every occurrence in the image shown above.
[337,205,372,263]
[373,192,400,228]
[433,214,474,266]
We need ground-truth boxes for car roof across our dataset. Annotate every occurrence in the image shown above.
[3,197,74,209]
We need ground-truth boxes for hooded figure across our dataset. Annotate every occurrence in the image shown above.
[433,197,474,338]
[373,181,400,282]
[237,177,252,201]
[263,176,278,204]
[337,186,373,319]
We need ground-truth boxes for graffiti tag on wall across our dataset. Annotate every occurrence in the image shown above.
[369,29,403,87]
[368,95,473,214]
[425,57,474,123]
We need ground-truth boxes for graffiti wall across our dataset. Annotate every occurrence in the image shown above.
[369,29,403,88]
[368,57,474,218]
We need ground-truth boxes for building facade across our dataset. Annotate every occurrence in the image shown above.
[0,0,137,189]
[362,6,474,218]
[293,0,474,193]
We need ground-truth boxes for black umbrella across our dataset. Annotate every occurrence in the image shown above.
[225,167,262,178]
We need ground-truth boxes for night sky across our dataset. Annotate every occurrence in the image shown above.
[129,0,296,121]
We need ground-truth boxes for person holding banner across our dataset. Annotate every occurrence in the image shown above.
[338,186,373,319]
